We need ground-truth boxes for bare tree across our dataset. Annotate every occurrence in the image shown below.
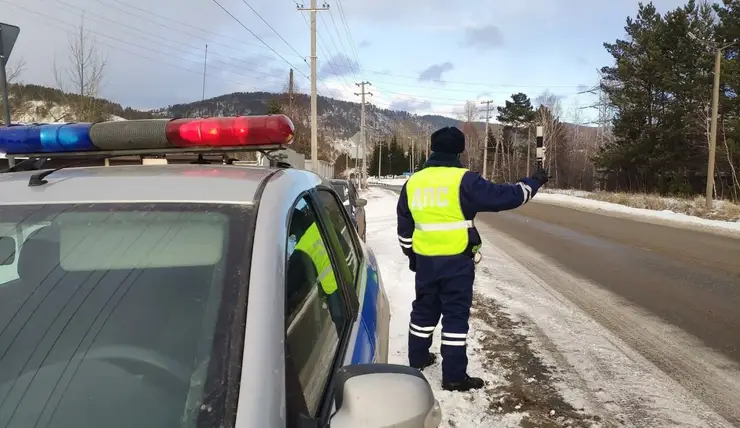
[2,58,27,119]
[53,18,108,122]
[458,101,482,170]
[6,57,26,84]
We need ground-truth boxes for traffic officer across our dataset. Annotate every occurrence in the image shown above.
[397,126,549,391]
[290,206,343,330]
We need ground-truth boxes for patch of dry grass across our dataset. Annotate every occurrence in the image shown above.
[543,189,740,221]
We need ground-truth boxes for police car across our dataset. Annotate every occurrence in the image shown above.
[0,115,442,428]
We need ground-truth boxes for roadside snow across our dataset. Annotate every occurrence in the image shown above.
[534,192,740,236]
[368,177,408,186]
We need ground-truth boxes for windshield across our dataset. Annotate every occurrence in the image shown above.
[0,203,251,428]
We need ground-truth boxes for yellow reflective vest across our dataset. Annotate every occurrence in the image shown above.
[294,222,338,295]
[406,166,474,256]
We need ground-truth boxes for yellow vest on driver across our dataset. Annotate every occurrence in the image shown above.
[406,166,472,256]
[294,222,338,294]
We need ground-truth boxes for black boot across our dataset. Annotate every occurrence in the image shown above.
[411,353,437,370]
[442,375,484,392]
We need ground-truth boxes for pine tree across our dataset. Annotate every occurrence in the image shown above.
[266,99,283,114]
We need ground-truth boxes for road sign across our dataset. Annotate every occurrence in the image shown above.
[0,23,20,127]
[0,23,20,61]
[536,125,544,170]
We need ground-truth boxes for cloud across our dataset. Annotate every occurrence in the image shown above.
[358,40,371,48]
[319,53,359,79]
[461,25,505,50]
[388,97,432,112]
[418,62,454,82]
[476,92,492,99]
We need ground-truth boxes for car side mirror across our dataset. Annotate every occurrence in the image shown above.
[330,364,441,428]
[0,236,16,265]
[355,198,367,208]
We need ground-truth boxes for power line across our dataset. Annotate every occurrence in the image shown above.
[326,8,359,79]
[85,0,302,57]
[2,1,287,91]
[320,13,359,82]
[328,63,583,88]
[332,1,364,80]
[47,0,291,85]
[212,0,310,79]
[292,1,349,97]
[238,0,308,63]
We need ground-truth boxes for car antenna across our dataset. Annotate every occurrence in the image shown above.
[258,149,292,169]
[191,154,211,164]
[28,157,108,187]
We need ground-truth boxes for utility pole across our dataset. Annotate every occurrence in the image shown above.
[288,68,294,117]
[378,140,382,177]
[480,100,494,179]
[200,44,208,118]
[297,1,329,173]
[355,81,372,188]
[686,32,739,210]
[706,47,722,210]
[405,136,415,172]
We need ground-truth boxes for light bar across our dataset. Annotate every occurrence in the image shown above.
[0,115,294,156]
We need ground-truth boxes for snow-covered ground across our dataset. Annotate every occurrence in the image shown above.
[363,186,738,428]
[368,176,408,186]
[535,192,740,236]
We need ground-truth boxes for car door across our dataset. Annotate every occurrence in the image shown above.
[284,192,358,428]
[313,188,379,365]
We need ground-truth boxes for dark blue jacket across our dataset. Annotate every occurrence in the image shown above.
[397,153,542,258]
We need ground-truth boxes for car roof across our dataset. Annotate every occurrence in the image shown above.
[0,164,321,206]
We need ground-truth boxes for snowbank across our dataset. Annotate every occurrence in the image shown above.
[534,191,740,237]
[368,177,408,186]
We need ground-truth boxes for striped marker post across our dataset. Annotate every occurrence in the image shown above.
[536,125,544,170]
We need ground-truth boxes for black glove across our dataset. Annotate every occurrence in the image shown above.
[531,168,550,186]
[408,254,417,272]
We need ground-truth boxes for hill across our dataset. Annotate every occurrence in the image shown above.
[153,91,472,140]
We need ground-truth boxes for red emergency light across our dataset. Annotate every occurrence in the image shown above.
[167,115,294,148]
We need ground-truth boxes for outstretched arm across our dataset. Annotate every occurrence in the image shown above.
[461,172,543,212]
[396,184,415,257]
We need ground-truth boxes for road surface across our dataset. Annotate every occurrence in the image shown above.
[479,203,740,425]
[377,184,740,425]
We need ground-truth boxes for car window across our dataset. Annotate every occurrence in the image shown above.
[0,203,251,428]
[285,196,347,418]
[317,190,361,285]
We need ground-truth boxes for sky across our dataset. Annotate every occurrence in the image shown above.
[2,0,688,122]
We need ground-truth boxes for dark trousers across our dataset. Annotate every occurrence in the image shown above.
[408,255,474,383]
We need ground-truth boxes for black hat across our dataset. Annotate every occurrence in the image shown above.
[430,126,465,154]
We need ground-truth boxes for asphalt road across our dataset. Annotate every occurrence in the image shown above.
[477,203,740,363]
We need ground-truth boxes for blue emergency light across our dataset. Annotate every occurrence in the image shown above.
[0,115,295,156]
[0,123,95,154]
